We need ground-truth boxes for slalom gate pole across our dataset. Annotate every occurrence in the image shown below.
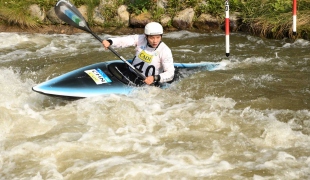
[225,0,230,57]
[293,0,297,35]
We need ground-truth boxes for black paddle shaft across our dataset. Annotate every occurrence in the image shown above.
[54,0,146,79]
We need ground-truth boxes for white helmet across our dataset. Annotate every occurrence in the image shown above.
[144,22,163,35]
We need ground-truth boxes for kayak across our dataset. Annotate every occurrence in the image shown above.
[32,60,223,98]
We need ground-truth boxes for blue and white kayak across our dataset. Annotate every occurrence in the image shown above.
[32,60,222,98]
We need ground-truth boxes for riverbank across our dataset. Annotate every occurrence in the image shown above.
[0,24,142,35]
[0,0,310,40]
[0,22,221,35]
[1,22,309,41]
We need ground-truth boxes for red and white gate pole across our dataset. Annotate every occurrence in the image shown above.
[225,0,230,57]
[293,0,297,35]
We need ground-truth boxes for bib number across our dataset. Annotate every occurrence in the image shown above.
[134,62,155,77]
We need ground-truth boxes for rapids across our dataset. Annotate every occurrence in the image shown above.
[0,31,309,179]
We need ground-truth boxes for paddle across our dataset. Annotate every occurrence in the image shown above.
[54,0,146,79]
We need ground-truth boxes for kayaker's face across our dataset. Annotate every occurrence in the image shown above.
[146,35,162,48]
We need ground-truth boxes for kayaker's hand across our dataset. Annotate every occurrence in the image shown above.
[144,76,154,85]
[102,40,110,49]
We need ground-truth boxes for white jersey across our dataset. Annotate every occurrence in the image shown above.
[109,34,175,83]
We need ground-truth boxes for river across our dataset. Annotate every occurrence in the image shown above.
[0,31,310,179]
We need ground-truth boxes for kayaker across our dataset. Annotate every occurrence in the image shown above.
[102,22,175,85]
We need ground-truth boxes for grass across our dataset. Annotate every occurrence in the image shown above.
[0,1,39,28]
[0,0,100,27]
[243,10,310,39]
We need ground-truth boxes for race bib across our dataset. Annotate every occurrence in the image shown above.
[138,50,153,63]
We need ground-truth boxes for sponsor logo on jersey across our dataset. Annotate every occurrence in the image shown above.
[138,50,153,63]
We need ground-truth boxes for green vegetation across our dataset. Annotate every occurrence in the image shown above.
[0,0,310,39]
[126,0,152,14]
[0,0,100,27]
[238,0,310,38]
[99,0,124,26]
[0,0,51,27]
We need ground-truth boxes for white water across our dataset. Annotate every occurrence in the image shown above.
[0,31,310,179]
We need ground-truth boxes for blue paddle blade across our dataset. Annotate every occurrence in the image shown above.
[55,0,91,33]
